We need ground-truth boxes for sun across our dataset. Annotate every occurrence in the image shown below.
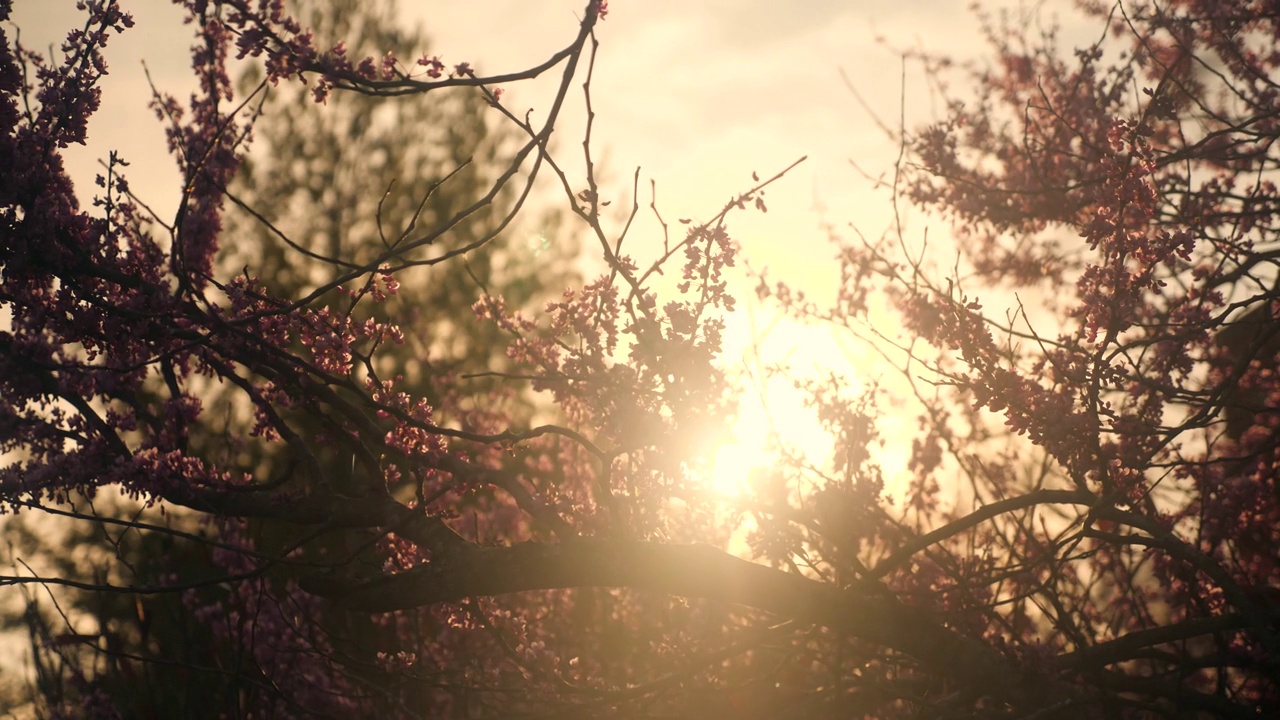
[708,425,773,496]
[704,376,832,497]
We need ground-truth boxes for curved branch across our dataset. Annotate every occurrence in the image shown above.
[301,539,1062,709]
[1057,613,1259,672]
[175,487,468,554]
[872,489,1094,577]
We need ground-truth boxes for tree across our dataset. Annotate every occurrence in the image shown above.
[2,0,579,714]
[2,1,1278,719]
[219,0,573,418]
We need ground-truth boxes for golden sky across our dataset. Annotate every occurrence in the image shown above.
[14,0,1012,267]
[13,0,1061,496]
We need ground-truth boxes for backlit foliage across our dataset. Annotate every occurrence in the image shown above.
[2,1,1277,718]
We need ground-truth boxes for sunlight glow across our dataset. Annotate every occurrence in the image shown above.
[705,373,833,497]
[708,426,772,497]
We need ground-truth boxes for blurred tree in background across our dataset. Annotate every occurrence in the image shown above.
[2,0,576,715]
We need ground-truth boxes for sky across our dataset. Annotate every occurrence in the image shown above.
[13,0,1004,258]
[10,0,1082,494]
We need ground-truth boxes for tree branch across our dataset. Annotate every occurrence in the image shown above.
[301,539,1063,709]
